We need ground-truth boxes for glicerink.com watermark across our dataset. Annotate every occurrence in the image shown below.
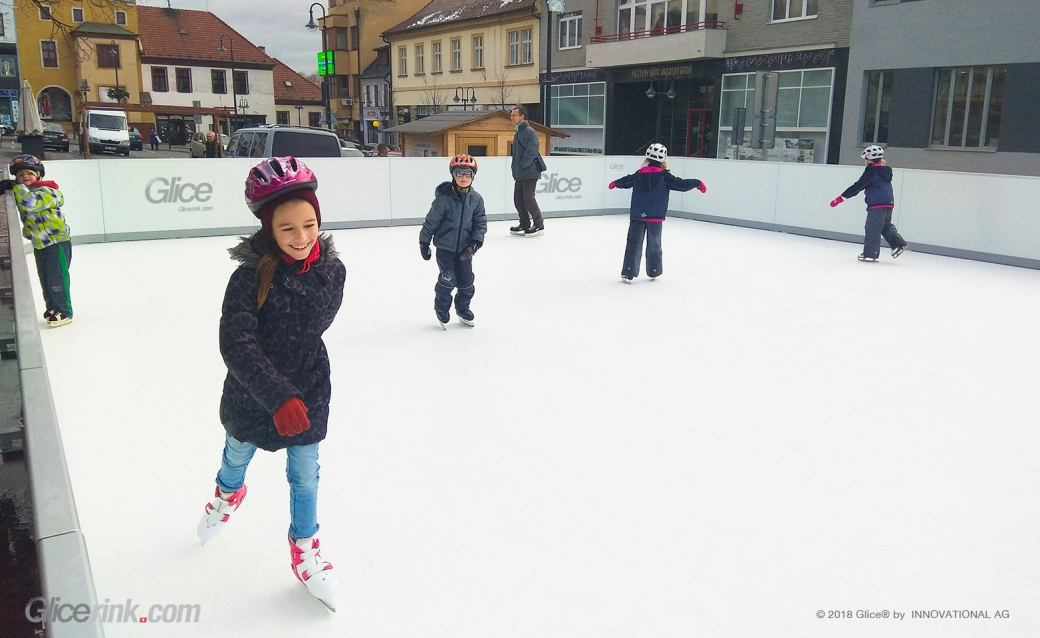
[25,597,202,624]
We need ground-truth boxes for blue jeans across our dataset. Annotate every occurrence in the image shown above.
[215,434,320,541]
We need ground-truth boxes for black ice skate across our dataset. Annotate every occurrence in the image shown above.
[622,276,633,284]
[857,254,879,262]
[524,226,544,237]
[457,308,475,327]
[436,309,449,329]
[892,245,908,259]
[509,225,528,236]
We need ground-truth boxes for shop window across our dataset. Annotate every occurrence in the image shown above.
[862,71,893,144]
[549,82,606,127]
[931,66,1006,148]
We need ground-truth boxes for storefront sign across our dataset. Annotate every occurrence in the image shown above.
[724,49,836,73]
[626,65,694,81]
[541,69,606,84]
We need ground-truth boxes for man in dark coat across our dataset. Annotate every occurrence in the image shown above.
[509,106,545,236]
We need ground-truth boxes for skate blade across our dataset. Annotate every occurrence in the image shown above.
[509,230,526,236]
[621,278,633,284]
[459,318,474,327]
[316,597,336,612]
[438,321,447,330]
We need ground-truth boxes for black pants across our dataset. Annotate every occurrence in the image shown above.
[150,140,160,151]
[621,220,663,279]
[863,207,906,259]
[513,179,543,229]
[435,248,475,313]
[34,241,73,316]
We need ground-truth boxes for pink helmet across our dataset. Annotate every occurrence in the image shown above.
[244,156,317,215]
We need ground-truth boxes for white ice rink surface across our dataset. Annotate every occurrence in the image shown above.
[32,215,1040,637]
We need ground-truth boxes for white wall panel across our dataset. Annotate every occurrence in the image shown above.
[307,157,390,225]
[773,163,904,236]
[46,161,106,238]
[673,157,781,224]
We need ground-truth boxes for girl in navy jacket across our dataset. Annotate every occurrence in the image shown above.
[830,145,908,262]
[609,144,705,282]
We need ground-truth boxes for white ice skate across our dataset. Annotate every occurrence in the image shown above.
[290,536,338,612]
[196,485,247,545]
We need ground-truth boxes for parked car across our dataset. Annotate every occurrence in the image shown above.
[42,123,70,152]
[129,128,143,151]
[84,108,130,156]
[225,125,342,159]
[188,131,230,158]
[339,139,361,150]
[340,147,365,157]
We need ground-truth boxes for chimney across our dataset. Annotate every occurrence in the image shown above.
[258,46,266,53]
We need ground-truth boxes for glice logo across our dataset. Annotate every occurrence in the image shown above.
[25,597,202,624]
[145,177,214,204]
[537,172,582,194]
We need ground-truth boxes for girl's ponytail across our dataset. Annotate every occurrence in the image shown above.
[252,232,281,310]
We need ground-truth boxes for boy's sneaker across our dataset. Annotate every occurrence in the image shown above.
[524,226,544,237]
[857,254,878,262]
[457,308,475,327]
[622,276,633,284]
[46,311,72,327]
[435,309,449,329]
[197,485,247,544]
[509,225,528,236]
[290,536,338,612]
[892,245,908,259]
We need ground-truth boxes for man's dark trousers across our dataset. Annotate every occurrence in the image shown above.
[513,179,543,230]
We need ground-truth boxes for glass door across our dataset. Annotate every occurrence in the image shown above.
[686,109,711,157]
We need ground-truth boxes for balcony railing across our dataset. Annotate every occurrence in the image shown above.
[589,20,725,44]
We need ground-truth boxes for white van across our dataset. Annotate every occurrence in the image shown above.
[85,108,130,156]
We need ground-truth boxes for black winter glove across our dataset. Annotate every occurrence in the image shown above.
[420,241,432,261]
[0,179,14,194]
[459,241,481,261]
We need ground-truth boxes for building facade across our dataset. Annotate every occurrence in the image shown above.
[325,0,428,140]
[359,45,391,145]
[839,0,1040,176]
[384,0,543,136]
[13,0,148,135]
[137,6,275,143]
[541,0,852,162]
[0,3,21,131]
[273,59,323,128]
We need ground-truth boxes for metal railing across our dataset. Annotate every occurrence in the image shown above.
[589,20,726,43]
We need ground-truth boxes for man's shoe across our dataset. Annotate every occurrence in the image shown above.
[857,254,878,262]
[509,225,528,236]
[524,226,544,237]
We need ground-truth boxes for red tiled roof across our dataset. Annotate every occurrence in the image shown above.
[385,0,537,35]
[138,6,275,66]
[273,60,323,104]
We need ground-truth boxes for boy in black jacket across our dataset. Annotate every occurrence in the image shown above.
[830,145,908,262]
[419,154,487,328]
[609,143,705,282]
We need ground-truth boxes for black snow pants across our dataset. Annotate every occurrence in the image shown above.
[435,248,475,313]
[863,207,906,259]
[621,220,663,279]
[34,241,73,316]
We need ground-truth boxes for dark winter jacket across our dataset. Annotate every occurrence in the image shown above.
[419,182,488,253]
[511,121,542,180]
[841,162,894,209]
[219,233,346,452]
[611,166,702,221]
[204,138,224,158]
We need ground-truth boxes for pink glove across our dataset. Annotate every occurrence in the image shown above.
[608,181,616,190]
[830,196,844,208]
[697,182,707,194]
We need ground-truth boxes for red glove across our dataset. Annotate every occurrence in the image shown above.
[273,397,310,436]
[608,181,616,190]
[830,196,844,208]
[697,182,707,194]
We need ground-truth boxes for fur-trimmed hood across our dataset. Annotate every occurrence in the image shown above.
[228,232,339,269]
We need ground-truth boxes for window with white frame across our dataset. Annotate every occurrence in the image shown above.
[559,13,582,49]
[508,31,520,65]
[771,0,818,22]
[522,29,532,64]
[451,38,461,71]
[550,82,606,127]
[39,5,51,20]
[618,0,719,34]
[930,66,1007,148]
[115,10,127,25]
[72,7,84,22]
[862,71,893,144]
[432,41,442,73]
[415,44,424,74]
[398,47,407,76]
[717,68,834,163]
[365,85,372,106]
[41,41,58,68]
[473,36,483,69]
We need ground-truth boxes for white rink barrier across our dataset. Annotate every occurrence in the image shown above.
[48,155,1040,268]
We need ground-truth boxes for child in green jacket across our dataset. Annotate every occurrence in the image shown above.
[0,155,73,327]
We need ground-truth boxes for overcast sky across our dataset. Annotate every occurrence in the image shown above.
[139,0,325,76]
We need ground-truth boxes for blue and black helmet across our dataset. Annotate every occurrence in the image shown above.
[10,154,45,178]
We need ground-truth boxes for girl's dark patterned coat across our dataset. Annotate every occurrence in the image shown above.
[219,233,345,452]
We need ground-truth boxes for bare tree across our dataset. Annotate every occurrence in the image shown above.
[13,0,139,65]
[420,73,447,114]
[490,67,514,112]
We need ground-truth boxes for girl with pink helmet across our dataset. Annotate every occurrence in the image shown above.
[196,156,345,612]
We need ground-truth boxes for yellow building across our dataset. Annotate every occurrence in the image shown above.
[324,0,429,138]
[382,0,542,125]
[14,0,146,135]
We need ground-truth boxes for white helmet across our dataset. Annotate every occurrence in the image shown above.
[861,145,884,161]
[646,143,668,162]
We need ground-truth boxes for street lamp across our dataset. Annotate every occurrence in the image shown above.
[645,81,677,145]
[108,40,121,101]
[295,104,304,126]
[306,3,332,129]
[218,34,237,131]
[544,0,565,125]
[453,87,477,110]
